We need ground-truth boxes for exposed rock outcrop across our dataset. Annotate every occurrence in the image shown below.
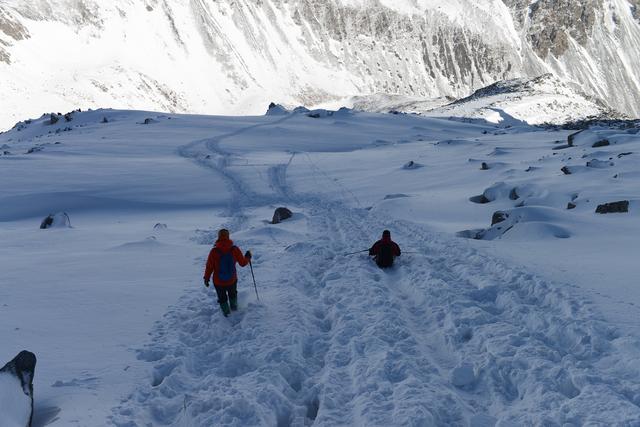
[595,201,629,214]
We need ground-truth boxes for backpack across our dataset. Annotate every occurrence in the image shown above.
[216,247,237,281]
[376,243,394,268]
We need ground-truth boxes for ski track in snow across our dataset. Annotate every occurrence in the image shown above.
[111,120,640,426]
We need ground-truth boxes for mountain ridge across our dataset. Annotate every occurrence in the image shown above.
[0,0,638,130]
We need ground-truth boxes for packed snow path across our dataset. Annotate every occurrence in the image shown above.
[111,119,640,426]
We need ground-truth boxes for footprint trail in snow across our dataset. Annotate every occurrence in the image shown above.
[111,117,640,426]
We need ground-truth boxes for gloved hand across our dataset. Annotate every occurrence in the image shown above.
[245,250,252,260]
[204,278,210,288]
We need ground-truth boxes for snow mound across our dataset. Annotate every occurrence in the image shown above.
[462,206,572,240]
[110,236,168,251]
[0,373,31,427]
[451,363,476,388]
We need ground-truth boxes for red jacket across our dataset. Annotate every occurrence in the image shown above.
[369,235,401,257]
[204,238,250,287]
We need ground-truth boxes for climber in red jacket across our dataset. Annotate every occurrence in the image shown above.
[204,229,251,317]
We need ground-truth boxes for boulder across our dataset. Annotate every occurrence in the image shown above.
[272,207,293,224]
[491,211,509,226]
[561,166,572,175]
[567,202,577,210]
[480,162,489,170]
[509,188,519,200]
[592,139,610,148]
[469,194,490,204]
[595,201,629,214]
[40,212,71,229]
[0,350,36,427]
[402,161,423,170]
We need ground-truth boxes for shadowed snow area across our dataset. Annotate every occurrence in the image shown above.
[1,108,640,425]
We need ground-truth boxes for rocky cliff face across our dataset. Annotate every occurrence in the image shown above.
[0,0,638,129]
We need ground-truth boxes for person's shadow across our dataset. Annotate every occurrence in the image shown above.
[32,403,61,427]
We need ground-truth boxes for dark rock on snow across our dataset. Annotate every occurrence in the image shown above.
[567,130,581,146]
[47,113,59,125]
[469,194,491,204]
[567,202,577,210]
[592,139,610,147]
[491,211,509,226]
[0,350,37,427]
[509,188,519,200]
[272,207,293,224]
[480,162,489,170]
[403,161,422,170]
[40,212,71,229]
[561,166,572,175]
[595,200,629,214]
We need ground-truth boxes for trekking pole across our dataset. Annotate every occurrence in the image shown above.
[249,260,260,301]
[343,249,369,256]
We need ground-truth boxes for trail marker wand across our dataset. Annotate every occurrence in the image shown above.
[343,249,370,256]
[249,260,260,301]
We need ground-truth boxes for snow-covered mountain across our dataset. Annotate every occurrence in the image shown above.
[1,0,639,130]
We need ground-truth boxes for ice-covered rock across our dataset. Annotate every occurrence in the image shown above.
[462,206,572,240]
[40,212,71,229]
[586,159,614,168]
[402,161,423,170]
[0,350,36,427]
[470,182,515,204]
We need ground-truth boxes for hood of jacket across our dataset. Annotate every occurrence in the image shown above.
[215,238,234,252]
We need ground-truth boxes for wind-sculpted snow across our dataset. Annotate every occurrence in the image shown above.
[1,0,640,130]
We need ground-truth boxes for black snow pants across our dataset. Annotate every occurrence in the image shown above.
[214,282,238,305]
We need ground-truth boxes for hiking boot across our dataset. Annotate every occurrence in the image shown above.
[230,296,238,311]
[219,302,231,317]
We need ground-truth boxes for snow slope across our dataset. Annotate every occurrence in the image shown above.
[1,108,640,425]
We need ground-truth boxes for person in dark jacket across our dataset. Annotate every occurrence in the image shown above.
[204,229,252,317]
[369,230,401,268]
